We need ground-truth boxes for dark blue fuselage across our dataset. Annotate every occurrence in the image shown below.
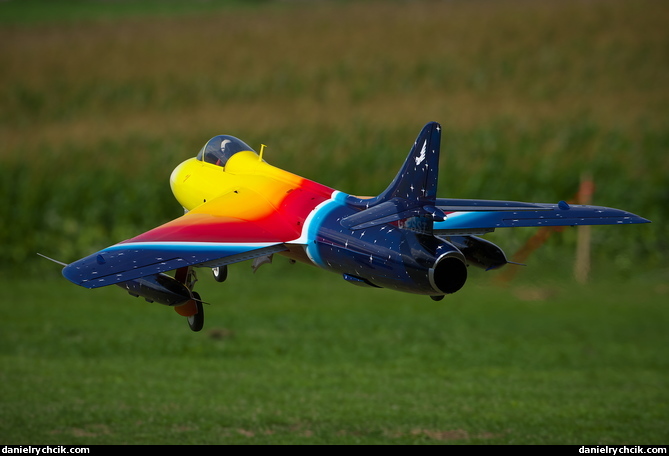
[303,193,467,296]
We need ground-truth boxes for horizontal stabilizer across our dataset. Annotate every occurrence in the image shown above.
[341,200,447,230]
[341,200,411,230]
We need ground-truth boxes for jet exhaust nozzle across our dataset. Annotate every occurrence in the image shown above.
[429,250,468,295]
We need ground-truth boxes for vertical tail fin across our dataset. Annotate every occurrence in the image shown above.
[342,122,445,233]
[375,121,441,204]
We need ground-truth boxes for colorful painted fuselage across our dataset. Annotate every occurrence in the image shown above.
[62,122,649,302]
[162,146,462,295]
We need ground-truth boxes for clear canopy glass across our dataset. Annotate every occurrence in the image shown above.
[196,135,256,167]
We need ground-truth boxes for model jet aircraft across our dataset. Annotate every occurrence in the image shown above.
[59,122,649,331]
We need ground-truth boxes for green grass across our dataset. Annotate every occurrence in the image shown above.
[1,263,668,444]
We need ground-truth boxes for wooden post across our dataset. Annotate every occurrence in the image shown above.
[574,173,594,284]
[495,175,595,285]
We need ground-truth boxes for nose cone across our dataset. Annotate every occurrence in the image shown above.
[170,158,203,210]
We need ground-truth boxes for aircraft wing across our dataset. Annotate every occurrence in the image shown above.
[433,198,650,235]
[62,188,304,289]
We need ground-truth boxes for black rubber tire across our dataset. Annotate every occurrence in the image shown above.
[187,292,204,332]
[212,266,228,283]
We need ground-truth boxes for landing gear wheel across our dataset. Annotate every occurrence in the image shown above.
[430,295,445,302]
[187,292,204,332]
[212,265,228,283]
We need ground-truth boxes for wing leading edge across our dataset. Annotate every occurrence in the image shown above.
[62,184,332,289]
[62,242,287,289]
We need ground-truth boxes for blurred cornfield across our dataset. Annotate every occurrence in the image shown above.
[1,0,667,277]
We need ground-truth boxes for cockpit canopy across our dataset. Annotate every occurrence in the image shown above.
[196,135,256,167]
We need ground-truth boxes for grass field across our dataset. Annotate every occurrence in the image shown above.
[1,0,668,445]
[2,265,668,444]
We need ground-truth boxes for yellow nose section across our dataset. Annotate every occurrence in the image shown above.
[169,157,225,210]
[169,151,305,212]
